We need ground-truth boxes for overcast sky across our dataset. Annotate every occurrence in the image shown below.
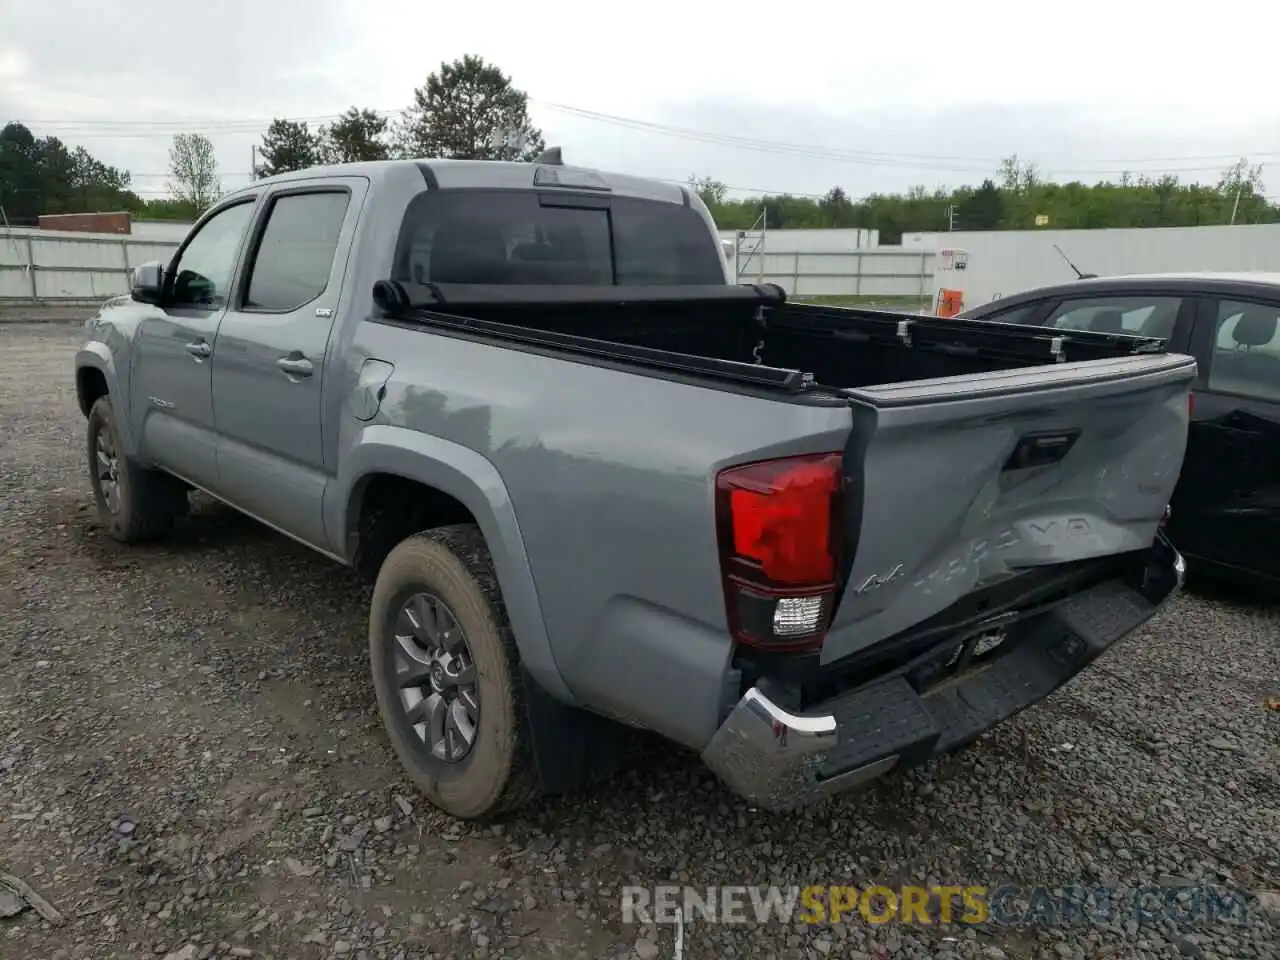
[4,0,1280,203]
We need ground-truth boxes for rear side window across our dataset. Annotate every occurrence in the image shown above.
[392,189,725,287]
[245,191,351,311]
[1207,299,1280,400]
[1040,296,1182,338]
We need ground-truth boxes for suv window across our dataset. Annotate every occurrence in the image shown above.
[393,189,725,287]
[245,191,351,311]
[1039,296,1181,338]
[1208,299,1280,401]
[171,201,256,307]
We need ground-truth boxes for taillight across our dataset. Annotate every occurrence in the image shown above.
[714,452,844,652]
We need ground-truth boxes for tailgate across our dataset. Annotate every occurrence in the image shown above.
[821,352,1197,664]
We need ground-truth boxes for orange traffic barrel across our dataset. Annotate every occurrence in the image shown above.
[936,288,964,318]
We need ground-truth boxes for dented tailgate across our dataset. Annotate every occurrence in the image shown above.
[821,352,1197,664]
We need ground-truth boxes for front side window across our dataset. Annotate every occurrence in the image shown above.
[392,190,725,287]
[171,201,256,307]
[1207,299,1280,401]
[1040,296,1182,338]
[245,191,351,311]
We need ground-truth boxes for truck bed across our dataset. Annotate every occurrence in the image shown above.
[373,279,1194,674]
[373,280,1165,393]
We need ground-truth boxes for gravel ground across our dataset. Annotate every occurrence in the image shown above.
[1,321,1277,960]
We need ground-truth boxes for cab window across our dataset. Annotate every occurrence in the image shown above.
[170,201,256,307]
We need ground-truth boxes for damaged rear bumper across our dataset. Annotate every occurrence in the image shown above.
[701,538,1184,811]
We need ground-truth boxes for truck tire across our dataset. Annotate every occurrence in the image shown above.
[87,396,187,543]
[368,525,540,820]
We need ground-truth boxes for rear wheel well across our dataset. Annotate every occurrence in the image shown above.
[76,367,109,418]
[351,474,477,582]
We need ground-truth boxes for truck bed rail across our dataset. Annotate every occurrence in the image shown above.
[381,308,815,392]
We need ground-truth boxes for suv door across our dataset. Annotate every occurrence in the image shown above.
[1168,296,1280,579]
[130,197,258,489]
[209,179,365,548]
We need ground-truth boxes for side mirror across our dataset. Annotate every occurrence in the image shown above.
[130,261,165,305]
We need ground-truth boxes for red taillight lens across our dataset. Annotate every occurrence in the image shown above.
[728,458,839,583]
[715,453,844,652]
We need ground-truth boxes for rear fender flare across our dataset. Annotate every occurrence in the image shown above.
[329,425,573,704]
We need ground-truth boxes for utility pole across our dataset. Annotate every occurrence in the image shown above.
[250,145,257,181]
[758,206,767,284]
[1228,159,1263,225]
[947,204,957,231]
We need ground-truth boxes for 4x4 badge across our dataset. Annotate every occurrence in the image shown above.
[853,563,904,595]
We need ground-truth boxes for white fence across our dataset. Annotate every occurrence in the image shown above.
[717,227,880,252]
[20,218,1280,309]
[2,226,935,305]
[902,223,1280,308]
[0,228,179,302]
[731,248,935,300]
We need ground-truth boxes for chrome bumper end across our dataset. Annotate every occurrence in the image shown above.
[700,686,897,812]
[1171,548,1186,594]
[703,540,1185,813]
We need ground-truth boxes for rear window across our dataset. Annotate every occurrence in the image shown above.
[391,189,725,287]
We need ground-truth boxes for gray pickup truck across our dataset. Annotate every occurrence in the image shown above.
[74,155,1192,820]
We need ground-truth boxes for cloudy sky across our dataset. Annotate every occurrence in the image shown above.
[3,0,1280,203]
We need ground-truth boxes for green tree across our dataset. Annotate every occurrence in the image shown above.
[688,175,728,208]
[819,187,856,227]
[1218,157,1267,224]
[696,162,1280,241]
[960,178,1004,229]
[321,107,391,164]
[0,121,139,224]
[256,119,323,177]
[140,196,204,221]
[397,55,545,161]
[168,133,221,211]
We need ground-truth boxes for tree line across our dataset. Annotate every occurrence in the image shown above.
[694,156,1273,243]
[0,55,544,226]
[2,54,1276,239]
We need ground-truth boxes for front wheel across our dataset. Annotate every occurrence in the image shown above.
[86,396,187,543]
[368,525,539,820]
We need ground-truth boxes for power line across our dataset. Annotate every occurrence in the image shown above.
[531,102,1272,177]
[17,102,1280,175]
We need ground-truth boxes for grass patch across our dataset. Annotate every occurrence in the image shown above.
[789,294,933,311]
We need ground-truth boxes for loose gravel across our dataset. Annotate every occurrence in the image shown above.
[1,321,1277,960]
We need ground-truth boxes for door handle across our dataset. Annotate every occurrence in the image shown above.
[185,340,212,359]
[276,355,314,378]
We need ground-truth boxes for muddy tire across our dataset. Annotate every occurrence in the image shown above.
[369,525,540,820]
[87,396,187,544]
